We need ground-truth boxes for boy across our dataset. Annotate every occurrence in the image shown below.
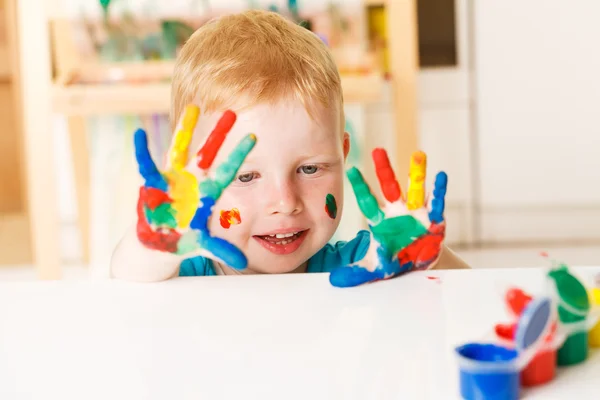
[110,10,469,286]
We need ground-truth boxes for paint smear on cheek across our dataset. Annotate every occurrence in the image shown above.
[219,208,242,229]
[325,194,337,219]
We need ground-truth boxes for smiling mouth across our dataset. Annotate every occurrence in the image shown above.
[253,230,309,255]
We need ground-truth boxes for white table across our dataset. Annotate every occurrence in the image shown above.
[1,267,599,400]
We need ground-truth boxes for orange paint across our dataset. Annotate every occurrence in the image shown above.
[219,208,241,229]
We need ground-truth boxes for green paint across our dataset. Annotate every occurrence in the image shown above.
[200,134,257,199]
[177,230,200,255]
[371,215,428,256]
[325,194,337,219]
[144,204,177,229]
[548,265,590,322]
[557,331,588,366]
[347,167,384,225]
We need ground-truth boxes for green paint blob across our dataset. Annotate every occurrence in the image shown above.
[325,194,337,219]
[347,167,384,225]
[548,265,590,322]
[145,204,177,228]
[371,215,428,257]
[176,230,200,255]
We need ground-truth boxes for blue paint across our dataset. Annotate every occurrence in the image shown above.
[329,255,413,288]
[189,197,247,270]
[134,128,168,191]
[428,171,447,224]
[456,344,519,400]
[454,297,553,400]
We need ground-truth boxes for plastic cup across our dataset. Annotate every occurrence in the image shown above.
[456,344,520,400]
[455,297,553,400]
[547,266,591,366]
[588,288,600,347]
[496,287,560,387]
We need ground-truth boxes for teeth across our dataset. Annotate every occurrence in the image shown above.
[275,232,297,239]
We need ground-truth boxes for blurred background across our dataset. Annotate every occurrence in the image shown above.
[1,0,600,280]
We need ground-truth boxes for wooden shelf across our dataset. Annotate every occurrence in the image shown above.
[364,0,386,6]
[52,69,384,116]
[0,44,9,81]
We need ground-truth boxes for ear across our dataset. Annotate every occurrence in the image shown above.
[343,132,350,161]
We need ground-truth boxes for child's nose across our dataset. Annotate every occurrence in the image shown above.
[267,181,303,216]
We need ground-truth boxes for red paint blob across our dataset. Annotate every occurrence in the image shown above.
[372,148,402,203]
[197,110,236,170]
[136,187,181,252]
[397,223,445,268]
[139,186,172,210]
[506,287,532,316]
[219,208,241,229]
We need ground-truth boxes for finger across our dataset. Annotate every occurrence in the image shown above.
[346,167,385,225]
[372,148,402,203]
[199,133,257,199]
[329,265,385,288]
[406,151,427,210]
[197,110,237,170]
[169,104,200,170]
[134,128,167,191]
[428,171,447,223]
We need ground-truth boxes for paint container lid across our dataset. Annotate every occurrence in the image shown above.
[514,297,553,354]
[547,266,590,317]
[513,296,554,370]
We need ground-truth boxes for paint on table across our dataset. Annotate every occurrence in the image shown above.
[220,208,242,229]
[325,194,337,219]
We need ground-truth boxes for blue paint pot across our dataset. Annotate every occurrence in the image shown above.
[456,344,519,400]
[455,297,553,400]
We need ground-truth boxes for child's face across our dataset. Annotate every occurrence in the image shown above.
[189,100,348,274]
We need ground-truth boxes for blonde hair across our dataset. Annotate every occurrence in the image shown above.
[171,10,343,131]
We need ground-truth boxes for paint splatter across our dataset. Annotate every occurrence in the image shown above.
[325,194,337,219]
[220,208,242,229]
[540,251,549,258]
[426,276,441,283]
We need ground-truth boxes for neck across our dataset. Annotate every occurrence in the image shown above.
[213,261,308,275]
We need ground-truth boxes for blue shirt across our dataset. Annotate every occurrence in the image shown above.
[179,230,371,276]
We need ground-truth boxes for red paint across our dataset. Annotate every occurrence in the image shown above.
[219,208,241,229]
[495,288,557,387]
[372,148,402,203]
[197,110,236,170]
[253,230,308,255]
[139,187,172,210]
[426,276,438,280]
[397,223,445,269]
[136,189,181,253]
[506,288,533,316]
[521,349,556,387]
[540,251,549,258]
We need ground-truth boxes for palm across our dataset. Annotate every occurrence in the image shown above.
[134,105,256,270]
[329,149,447,288]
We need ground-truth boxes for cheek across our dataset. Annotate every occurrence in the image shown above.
[209,193,255,240]
[303,175,344,222]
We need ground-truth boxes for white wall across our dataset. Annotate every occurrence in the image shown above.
[474,0,600,243]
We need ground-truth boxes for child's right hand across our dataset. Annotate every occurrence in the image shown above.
[133,105,256,270]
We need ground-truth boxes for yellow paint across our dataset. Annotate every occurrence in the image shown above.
[164,170,200,228]
[170,105,200,170]
[406,151,426,210]
[589,288,600,347]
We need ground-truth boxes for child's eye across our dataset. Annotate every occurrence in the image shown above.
[299,165,319,175]
[237,172,257,183]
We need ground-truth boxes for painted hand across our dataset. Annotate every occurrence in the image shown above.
[329,149,448,288]
[134,105,256,270]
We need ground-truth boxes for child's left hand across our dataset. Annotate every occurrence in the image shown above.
[329,149,448,288]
